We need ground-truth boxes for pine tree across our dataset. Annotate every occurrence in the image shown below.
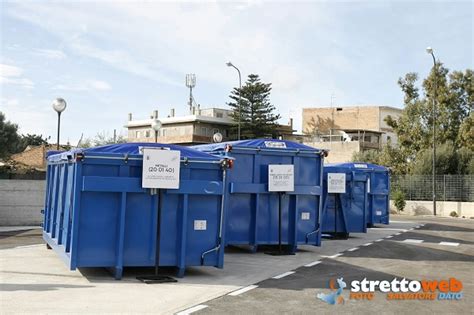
[227,74,281,139]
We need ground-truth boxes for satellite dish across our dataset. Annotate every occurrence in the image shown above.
[213,132,223,143]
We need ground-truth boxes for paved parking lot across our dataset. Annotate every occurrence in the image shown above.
[0,216,472,314]
[196,217,474,314]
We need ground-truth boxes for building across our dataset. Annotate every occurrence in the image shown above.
[125,107,297,145]
[302,106,402,163]
[9,144,69,170]
[125,107,233,145]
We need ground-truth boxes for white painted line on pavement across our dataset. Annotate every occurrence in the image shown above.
[304,261,321,267]
[176,304,208,315]
[372,228,408,232]
[391,220,415,223]
[329,253,343,258]
[362,242,373,246]
[409,228,415,231]
[385,235,393,238]
[273,271,295,279]
[375,239,383,242]
[228,285,258,296]
[403,239,424,244]
[439,242,460,247]
[395,233,401,236]
[347,247,359,252]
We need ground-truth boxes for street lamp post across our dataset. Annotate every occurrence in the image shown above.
[52,98,67,150]
[226,61,242,140]
[426,46,437,216]
[151,119,162,143]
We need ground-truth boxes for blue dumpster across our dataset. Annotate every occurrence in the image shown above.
[193,139,325,253]
[42,143,230,279]
[322,163,369,237]
[364,163,390,226]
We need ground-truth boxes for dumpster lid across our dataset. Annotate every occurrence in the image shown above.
[193,139,321,153]
[325,162,388,172]
[47,142,221,162]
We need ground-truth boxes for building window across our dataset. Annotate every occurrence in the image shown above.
[145,130,150,138]
[213,128,219,134]
[216,112,223,118]
[162,129,166,137]
[225,130,229,137]
[135,131,141,138]
[201,127,207,136]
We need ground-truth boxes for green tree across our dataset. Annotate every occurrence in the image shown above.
[352,149,381,165]
[411,142,473,175]
[0,112,22,158]
[392,189,406,213]
[385,64,472,174]
[80,131,126,148]
[458,111,474,151]
[227,74,281,139]
[352,145,410,175]
[19,134,48,149]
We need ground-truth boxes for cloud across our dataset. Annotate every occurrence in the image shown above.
[34,49,67,59]
[52,79,111,91]
[0,64,23,77]
[0,63,34,88]
[2,98,19,107]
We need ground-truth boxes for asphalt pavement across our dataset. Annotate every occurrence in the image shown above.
[1,216,472,314]
[194,217,473,314]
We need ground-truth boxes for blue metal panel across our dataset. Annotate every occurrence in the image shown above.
[322,167,368,234]
[367,169,390,225]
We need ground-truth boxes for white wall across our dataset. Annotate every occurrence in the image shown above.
[390,200,474,218]
[0,180,45,226]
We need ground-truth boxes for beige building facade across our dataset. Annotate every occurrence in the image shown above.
[303,106,402,144]
[125,107,297,145]
[125,108,234,145]
[302,106,402,163]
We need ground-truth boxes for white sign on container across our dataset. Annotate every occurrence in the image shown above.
[264,141,287,149]
[301,212,310,220]
[268,164,294,192]
[194,220,207,231]
[142,148,181,189]
[327,173,346,193]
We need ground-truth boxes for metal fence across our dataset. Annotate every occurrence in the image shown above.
[391,175,474,202]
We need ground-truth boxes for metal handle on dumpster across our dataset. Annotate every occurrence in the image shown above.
[201,167,227,265]
[305,155,324,243]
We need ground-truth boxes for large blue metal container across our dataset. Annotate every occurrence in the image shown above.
[42,143,230,279]
[322,163,369,236]
[193,139,325,253]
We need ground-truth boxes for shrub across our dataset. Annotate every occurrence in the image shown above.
[450,211,459,217]
[393,190,406,213]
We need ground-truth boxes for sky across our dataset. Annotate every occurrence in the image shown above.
[1,0,473,144]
